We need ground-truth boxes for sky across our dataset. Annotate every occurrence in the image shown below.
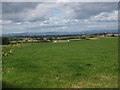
[1,1,118,34]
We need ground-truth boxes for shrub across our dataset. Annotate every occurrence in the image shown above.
[2,37,10,45]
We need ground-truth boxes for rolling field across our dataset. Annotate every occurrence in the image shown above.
[2,37,118,88]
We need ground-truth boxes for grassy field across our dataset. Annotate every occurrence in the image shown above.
[2,37,118,88]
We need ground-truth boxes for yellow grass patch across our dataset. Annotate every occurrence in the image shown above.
[89,38,99,40]
[69,74,118,88]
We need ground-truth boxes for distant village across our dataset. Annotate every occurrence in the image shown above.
[1,33,120,45]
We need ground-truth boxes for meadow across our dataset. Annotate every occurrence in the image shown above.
[2,37,118,88]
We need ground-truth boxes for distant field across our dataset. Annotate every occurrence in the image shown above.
[2,37,118,88]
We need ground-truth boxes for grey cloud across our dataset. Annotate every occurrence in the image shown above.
[62,2,118,19]
[2,2,39,14]
[2,2,118,22]
[2,2,55,22]
[2,2,40,21]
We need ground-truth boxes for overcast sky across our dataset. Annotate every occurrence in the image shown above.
[1,2,118,34]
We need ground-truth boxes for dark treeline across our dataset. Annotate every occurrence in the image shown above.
[1,33,119,45]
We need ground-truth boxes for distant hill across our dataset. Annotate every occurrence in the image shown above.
[2,30,118,37]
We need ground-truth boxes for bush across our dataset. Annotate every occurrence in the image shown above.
[2,37,10,45]
[80,37,86,39]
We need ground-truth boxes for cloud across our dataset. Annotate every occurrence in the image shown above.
[0,20,12,24]
[1,2,118,34]
[2,2,118,22]
[62,2,118,19]
[2,2,39,14]
[88,10,118,22]
[2,0,120,2]
[2,2,61,22]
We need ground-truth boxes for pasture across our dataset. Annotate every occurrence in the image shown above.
[2,37,118,88]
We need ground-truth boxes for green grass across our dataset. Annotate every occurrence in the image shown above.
[2,37,118,88]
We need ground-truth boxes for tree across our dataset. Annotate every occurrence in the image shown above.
[49,37,53,42]
[80,36,86,39]
[2,37,10,45]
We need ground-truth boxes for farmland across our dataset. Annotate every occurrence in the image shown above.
[2,37,118,88]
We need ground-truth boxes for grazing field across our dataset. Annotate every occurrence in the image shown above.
[2,37,118,88]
